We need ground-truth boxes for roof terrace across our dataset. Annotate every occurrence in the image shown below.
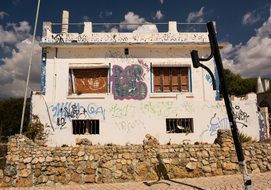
[41,10,211,46]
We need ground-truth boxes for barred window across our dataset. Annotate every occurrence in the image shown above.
[72,120,100,135]
[153,67,189,92]
[166,118,193,133]
[69,68,108,94]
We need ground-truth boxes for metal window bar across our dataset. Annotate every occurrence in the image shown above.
[166,118,193,133]
[88,120,99,135]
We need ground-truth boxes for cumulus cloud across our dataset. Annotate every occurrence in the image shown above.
[186,7,205,23]
[242,11,261,25]
[120,12,158,33]
[0,21,41,98]
[153,10,164,20]
[0,21,32,47]
[0,11,8,20]
[222,7,271,78]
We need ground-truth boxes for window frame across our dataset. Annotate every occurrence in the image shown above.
[152,66,191,93]
[68,66,110,96]
[72,119,100,135]
[166,118,194,134]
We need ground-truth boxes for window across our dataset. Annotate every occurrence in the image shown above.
[153,67,189,92]
[166,118,193,133]
[69,68,108,94]
[72,120,100,135]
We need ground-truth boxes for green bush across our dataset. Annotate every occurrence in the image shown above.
[23,115,49,142]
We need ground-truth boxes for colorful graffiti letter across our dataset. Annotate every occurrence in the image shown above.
[112,64,147,100]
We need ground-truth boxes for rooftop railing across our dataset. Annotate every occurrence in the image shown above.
[45,22,208,34]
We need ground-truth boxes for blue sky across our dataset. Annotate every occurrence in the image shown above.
[0,0,271,97]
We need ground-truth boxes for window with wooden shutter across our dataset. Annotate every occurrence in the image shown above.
[69,68,108,94]
[153,67,190,93]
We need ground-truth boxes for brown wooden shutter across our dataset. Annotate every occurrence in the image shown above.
[172,67,180,92]
[153,68,161,92]
[180,68,188,91]
[163,67,170,92]
[73,69,107,93]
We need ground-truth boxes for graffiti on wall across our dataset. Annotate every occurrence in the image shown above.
[49,102,105,129]
[40,61,46,95]
[138,59,150,73]
[109,101,176,118]
[111,64,147,100]
[52,34,64,43]
[140,101,176,117]
[201,112,248,137]
[205,74,213,86]
[115,119,146,133]
[109,104,136,118]
[233,105,250,122]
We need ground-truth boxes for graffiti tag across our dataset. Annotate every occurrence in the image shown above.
[111,64,147,100]
[50,102,105,129]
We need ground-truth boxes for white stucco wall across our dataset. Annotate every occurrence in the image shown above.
[32,21,261,146]
[32,45,261,146]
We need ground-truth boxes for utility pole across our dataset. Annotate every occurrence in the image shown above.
[190,21,252,190]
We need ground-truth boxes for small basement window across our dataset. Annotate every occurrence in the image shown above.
[69,68,108,94]
[153,67,190,92]
[166,118,193,133]
[72,120,100,135]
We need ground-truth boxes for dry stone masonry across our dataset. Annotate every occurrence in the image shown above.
[0,130,271,187]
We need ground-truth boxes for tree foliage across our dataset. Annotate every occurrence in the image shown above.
[0,98,30,141]
[223,69,257,96]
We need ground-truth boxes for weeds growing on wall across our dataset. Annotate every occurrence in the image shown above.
[239,132,253,143]
[23,115,49,143]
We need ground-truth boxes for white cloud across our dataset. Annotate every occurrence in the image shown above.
[160,0,164,4]
[0,26,17,46]
[0,21,32,47]
[110,27,118,33]
[242,11,261,25]
[99,11,113,19]
[154,10,164,20]
[120,12,146,30]
[186,7,205,23]
[222,7,271,78]
[0,21,41,98]
[120,12,158,33]
[0,11,8,19]
[133,24,158,33]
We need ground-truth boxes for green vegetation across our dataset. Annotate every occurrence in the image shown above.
[223,69,257,96]
[0,98,30,141]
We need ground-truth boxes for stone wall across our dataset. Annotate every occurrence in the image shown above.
[1,130,271,187]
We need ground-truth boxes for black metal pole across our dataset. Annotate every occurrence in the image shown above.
[206,21,252,189]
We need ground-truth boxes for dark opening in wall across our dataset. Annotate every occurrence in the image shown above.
[72,120,100,135]
[124,48,129,55]
[166,118,193,133]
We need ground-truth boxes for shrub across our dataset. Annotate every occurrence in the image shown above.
[23,115,49,143]
[239,132,253,143]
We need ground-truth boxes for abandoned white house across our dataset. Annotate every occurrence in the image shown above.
[31,11,264,146]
